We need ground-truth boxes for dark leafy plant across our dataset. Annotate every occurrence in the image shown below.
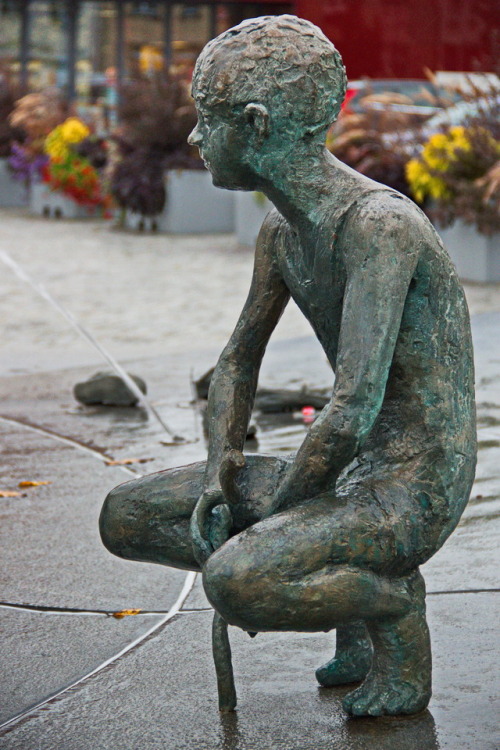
[0,70,24,157]
[74,135,108,170]
[111,147,165,217]
[110,71,202,217]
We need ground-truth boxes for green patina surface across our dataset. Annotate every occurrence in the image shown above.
[100,15,476,718]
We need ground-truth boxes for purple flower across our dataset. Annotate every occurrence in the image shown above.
[8,143,49,184]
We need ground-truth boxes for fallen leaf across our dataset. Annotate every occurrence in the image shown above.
[105,458,153,466]
[0,490,22,497]
[112,608,142,619]
[18,481,51,488]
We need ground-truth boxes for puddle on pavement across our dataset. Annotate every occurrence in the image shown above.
[67,373,500,527]
[478,439,500,450]
[476,415,500,427]
[243,411,311,456]
[477,401,500,411]
[460,506,500,526]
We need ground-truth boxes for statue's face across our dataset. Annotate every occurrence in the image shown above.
[189,74,257,191]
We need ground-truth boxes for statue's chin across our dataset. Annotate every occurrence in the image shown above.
[210,173,252,192]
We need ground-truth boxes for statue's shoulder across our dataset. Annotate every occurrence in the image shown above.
[258,206,295,248]
[349,187,426,225]
[341,187,440,251]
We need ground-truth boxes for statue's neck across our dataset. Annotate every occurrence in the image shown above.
[255,146,347,234]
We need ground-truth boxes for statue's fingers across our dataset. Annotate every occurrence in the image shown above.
[209,503,233,551]
[190,489,225,566]
[219,450,246,506]
[190,510,213,566]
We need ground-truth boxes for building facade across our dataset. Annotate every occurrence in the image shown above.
[0,1,497,108]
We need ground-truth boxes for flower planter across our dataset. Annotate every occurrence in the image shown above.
[30,182,99,219]
[0,158,29,208]
[235,191,273,247]
[126,169,235,234]
[438,221,500,282]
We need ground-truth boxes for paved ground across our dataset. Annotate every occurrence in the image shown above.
[0,210,499,749]
[2,208,500,377]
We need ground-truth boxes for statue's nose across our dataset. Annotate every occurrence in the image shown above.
[188,125,203,147]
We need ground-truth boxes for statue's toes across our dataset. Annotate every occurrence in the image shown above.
[384,684,431,716]
[342,683,384,716]
[316,657,369,687]
[343,680,430,717]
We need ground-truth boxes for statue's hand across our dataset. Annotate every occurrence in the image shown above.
[190,450,246,567]
[190,488,226,567]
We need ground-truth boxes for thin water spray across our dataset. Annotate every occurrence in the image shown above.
[0,249,184,442]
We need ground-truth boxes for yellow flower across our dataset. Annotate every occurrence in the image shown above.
[44,127,69,159]
[428,133,448,150]
[59,117,90,144]
[405,158,450,203]
[44,118,90,159]
[422,133,449,172]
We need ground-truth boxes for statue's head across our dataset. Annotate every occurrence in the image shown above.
[188,15,346,189]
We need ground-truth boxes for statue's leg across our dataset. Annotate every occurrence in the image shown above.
[202,484,433,716]
[315,621,372,687]
[342,569,431,717]
[99,454,289,570]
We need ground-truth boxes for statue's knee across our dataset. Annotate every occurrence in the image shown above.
[202,548,235,611]
[99,484,134,559]
[202,543,262,628]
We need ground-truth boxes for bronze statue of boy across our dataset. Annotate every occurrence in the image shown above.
[100,15,476,717]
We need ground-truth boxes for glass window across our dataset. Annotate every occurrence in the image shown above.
[0,6,22,85]
[170,4,212,81]
[28,1,66,91]
[123,2,166,77]
[76,2,118,130]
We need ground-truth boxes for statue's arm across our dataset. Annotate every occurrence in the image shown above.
[267,200,420,515]
[204,213,290,491]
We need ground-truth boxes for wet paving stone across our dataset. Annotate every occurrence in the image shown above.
[0,608,166,724]
[0,423,188,611]
[1,593,498,749]
[0,301,498,746]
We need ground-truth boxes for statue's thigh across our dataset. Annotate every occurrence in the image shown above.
[209,476,424,585]
[99,453,290,569]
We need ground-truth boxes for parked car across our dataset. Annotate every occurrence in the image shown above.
[342,79,459,118]
[382,93,500,155]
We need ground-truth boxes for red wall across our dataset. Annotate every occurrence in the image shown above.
[294,0,499,79]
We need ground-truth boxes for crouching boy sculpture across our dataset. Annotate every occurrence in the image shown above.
[100,15,476,717]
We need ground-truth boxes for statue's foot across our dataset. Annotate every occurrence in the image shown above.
[316,622,372,687]
[343,571,431,717]
[342,669,431,717]
[316,655,370,687]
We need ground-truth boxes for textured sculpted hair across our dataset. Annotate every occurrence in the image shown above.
[192,15,347,139]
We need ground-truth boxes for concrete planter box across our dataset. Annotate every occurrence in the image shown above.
[0,158,29,208]
[236,191,273,247]
[126,169,234,234]
[438,221,500,282]
[30,182,99,219]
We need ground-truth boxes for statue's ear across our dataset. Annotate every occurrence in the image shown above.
[244,103,269,144]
